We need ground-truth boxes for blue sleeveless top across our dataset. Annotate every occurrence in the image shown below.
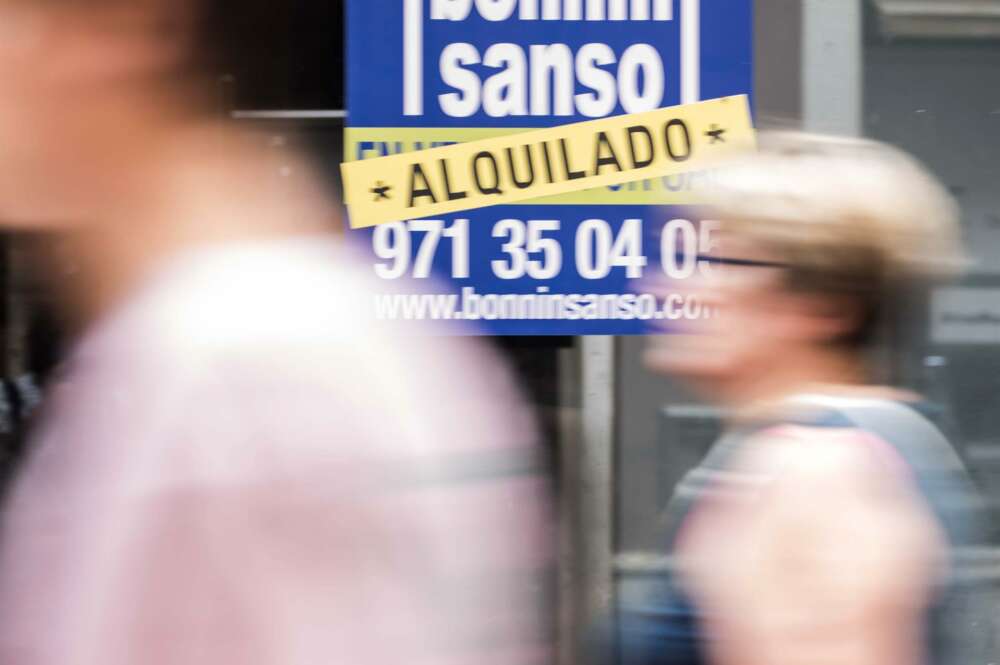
[614,398,995,665]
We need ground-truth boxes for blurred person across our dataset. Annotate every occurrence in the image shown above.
[0,2,552,665]
[617,133,993,665]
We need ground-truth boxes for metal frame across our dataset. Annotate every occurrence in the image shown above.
[873,0,1000,39]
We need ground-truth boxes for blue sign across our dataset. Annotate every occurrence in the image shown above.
[346,0,753,334]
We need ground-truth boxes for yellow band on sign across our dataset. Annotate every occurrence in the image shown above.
[343,128,719,206]
[341,95,754,229]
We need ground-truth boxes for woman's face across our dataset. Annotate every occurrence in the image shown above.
[643,229,809,390]
[0,1,183,226]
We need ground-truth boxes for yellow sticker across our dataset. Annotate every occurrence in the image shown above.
[343,127,714,206]
[341,95,754,228]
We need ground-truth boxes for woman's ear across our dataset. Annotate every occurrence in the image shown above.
[785,292,864,344]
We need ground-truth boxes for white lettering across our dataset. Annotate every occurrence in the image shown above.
[618,43,664,112]
[564,0,583,20]
[542,0,561,19]
[483,43,528,116]
[529,44,574,115]
[437,42,665,117]
[519,0,539,19]
[475,0,517,21]
[431,0,473,20]
[439,43,482,117]
[429,0,675,21]
[575,43,617,117]
[629,0,649,20]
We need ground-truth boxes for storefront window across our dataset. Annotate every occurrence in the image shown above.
[1,2,998,662]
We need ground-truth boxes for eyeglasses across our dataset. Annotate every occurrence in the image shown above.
[677,254,789,288]
[694,256,788,269]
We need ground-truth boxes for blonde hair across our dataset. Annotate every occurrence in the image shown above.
[701,131,963,346]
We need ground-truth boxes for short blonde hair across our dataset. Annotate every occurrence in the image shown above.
[705,132,964,344]
[702,131,963,346]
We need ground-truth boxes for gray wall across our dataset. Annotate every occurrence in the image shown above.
[866,36,1000,526]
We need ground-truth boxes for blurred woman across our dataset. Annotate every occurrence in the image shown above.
[0,2,551,664]
[624,133,993,665]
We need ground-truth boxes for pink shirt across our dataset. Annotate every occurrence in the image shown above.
[0,238,552,665]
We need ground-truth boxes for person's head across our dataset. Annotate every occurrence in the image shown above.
[645,132,962,400]
[0,0,267,225]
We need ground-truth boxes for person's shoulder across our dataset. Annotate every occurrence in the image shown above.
[143,239,373,348]
[68,238,388,419]
[124,236,526,427]
[739,421,910,486]
[103,237,523,402]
